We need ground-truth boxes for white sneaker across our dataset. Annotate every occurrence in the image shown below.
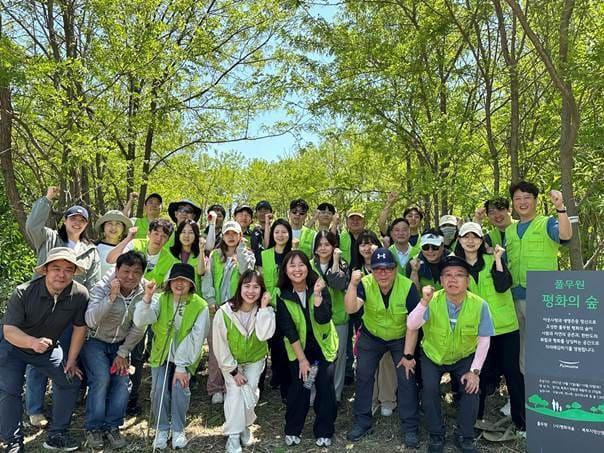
[226,435,242,453]
[240,428,253,447]
[29,414,49,428]
[172,431,188,449]
[212,393,224,404]
[285,435,301,446]
[380,406,393,417]
[500,400,511,417]
[153,431,169,450]
[316,437,332,447]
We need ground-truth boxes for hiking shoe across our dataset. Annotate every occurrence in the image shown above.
[105,428,127,449]
[43,433,80,451]
[226,435,242,453]
[316,437,332,447]
[211,393,224,404]
[85,430,104,449]
[29,414,49,428]
[428,434,445,453]
[346,425,373,441]
[285,435,301,446]
[153,430,169,450]
[454,435,478,453]
[240,427,253,446]
[404,431,419,449]
[172,431,188,449]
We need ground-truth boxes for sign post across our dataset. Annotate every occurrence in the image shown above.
[526,271,603,452]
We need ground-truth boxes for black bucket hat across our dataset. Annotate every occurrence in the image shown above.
[167,199,202,223]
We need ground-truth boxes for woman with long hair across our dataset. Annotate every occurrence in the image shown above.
[276,251,338,447]
[213,269,276,453]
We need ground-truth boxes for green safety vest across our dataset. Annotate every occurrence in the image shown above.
[210,250,240,305]
[133,217,150,239]
[131,238,153,278]
[419,275,443,291]
[298,226,316,258]
[281,295,338,362]
[311,261,348,326]
[505,215,559,288]
[361,273,412,341]
[149,292,208,374]
[487,228,504,248]
[467,255,519,336]
[149,248,201,292]
[421,290,483,365]
[389,243,421,274]
[339,230,352,264]
[260,248,279,307]
[222,310,268,364]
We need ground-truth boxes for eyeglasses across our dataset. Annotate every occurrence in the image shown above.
[442,273,468,280]
[290,210,307,216]
[177,207,193,214]
[422,244,441,251]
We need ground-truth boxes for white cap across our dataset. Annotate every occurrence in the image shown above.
[222,220,242,235]
[420,233,444,247]
[459,222,484,238]
[439,214,458,227]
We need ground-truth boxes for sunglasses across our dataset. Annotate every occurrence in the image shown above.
[422,244,441,251]
[177,207,194,214]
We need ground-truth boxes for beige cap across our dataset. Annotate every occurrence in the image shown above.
[347,212,365,219]
[459,222,484,238]
[439,214,458,227]
[222,220,242,234]
[35,247,85,275]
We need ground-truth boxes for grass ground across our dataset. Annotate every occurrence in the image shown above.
[20,363,527,453]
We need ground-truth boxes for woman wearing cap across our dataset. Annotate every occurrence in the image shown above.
[24,186,102,428]
[259,218,293,400]
[203,220,256,404]
[455,222,525,437]
[150,219,206,289]
[439,215,459,250]
[406,228,451,292]
[212,269,276,453]
[95,210,133,276]
[276,250,338,447]
[134,263,210,450]
[312,230,350,403]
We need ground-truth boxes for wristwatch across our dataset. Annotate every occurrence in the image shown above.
[471,368,480,376]
[404,354,415,360]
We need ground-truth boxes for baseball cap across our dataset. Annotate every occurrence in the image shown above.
[145,193,163,204]
[420,233,444,247]
[289,199,309,212]
[222,220,242,235]
[439,214,457,227]
[317,202,336,213]
[370,247,397,269]
[255,200,273,212]
[439,255,471,273]
[347,211,365,219]
[234,205,254,216]
[458,222,484,238]
[64,205,89,221]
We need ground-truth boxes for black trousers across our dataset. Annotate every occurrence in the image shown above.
[478,330,526,430]
[285,359,337,438]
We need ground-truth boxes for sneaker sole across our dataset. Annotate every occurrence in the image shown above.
[42,442,79,451]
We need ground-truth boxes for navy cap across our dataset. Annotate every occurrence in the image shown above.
[289,198,309,212]
[145,193,162,204]
[64,205,89,221]
[317,202,336,213]
[234,205,254,216]
[439,255,471,273]
[371,247,397,269]
[255,200,272,212]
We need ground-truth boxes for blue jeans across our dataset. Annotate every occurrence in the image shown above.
[25,324,74,415]
[0,338,81,445]
[80,338,131,431]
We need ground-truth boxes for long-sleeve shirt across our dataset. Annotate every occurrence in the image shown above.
[133,295,210,373]
[201,245,256,305]
[212,303,276,373]
[85,272,147,358]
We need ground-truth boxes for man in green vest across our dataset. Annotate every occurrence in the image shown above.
[405,256,495,453]
[474,197,514,250]
[288,199,316,258]
[122,192,163,240]
[345,248,421,448]
[406,229,451,291]
[505,181,572,374]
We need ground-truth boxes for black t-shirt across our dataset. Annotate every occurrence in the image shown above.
[3,276,89,354]
[250,226,265,263]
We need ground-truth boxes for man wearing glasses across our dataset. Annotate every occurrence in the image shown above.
[288,199,316,258]
[345,248,421,448]
[406,229,452,292]
[405,255,495,453]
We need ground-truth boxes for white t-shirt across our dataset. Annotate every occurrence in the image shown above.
[124,240,161,273]
[97,242,117,277]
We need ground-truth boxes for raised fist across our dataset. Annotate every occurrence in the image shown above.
[350,269,363,286]
[46,186,60,201]
[422,285,435,304]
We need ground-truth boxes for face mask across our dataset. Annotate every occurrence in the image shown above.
[441,226,457,242]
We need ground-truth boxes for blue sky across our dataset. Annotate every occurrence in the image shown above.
[209,2,339,162]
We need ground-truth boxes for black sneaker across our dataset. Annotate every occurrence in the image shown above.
[105,428,127,449]
[454,434,478,453]
[6,442,24,453]
[346,425,373,441]
[43,432,80,451]
[428,434,445,453]
[404,431,420,449]
[126,400,142,417]
[85,430,104,449]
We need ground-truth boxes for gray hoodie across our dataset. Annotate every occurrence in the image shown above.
[26,196,101,289]
[85,271,147,358]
